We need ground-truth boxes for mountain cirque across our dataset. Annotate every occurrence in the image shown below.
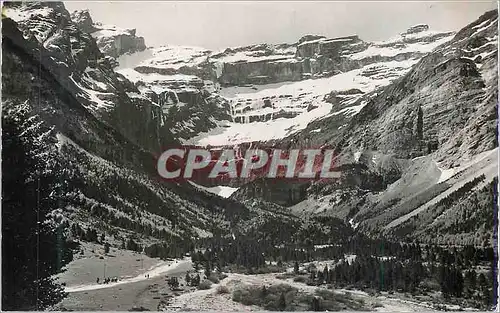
[3,2,498,247]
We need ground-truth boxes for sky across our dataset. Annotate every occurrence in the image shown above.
[64,1,497,50]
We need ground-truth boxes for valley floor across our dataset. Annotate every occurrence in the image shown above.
[163,272,437,312]
[55,246,459,312]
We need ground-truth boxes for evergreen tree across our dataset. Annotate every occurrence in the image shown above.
[478,273,488,293]
[278,292,286,311]
[2,103,73,310]
[167,277,179,289]
[311,296,321,311]
[416,105,424,140]
[204,261,211,278]
[310,270,316,281]
[192,274,201,286]
[323,265,329,283]
[104,242,110,254]
[126,238,139,252]
[464,270,477,298]
[439,265,451,297]
[260,285,268,297]
[85,228,98,243]
[317,269,324,284]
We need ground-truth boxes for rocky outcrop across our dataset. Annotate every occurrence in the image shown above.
[108,22,456,136]
[403,24,429,35]
[219,58,303,86]
[3,2,172,154]
[211,28,453,87]
[2,1,253,245]
[70,9,146,58]
[118,65,231,141]
[296,35,364,58]
[91,24,146,58]
[99,28,145,58]
[70,9,96,33]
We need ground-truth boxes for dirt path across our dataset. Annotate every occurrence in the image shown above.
[59,260,193,311]
[65,259,192,293]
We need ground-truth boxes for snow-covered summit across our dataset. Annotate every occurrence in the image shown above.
[70,9,146,58]
[110,23,456,147]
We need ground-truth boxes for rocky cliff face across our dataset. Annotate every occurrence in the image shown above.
[108,23,454,144]
[1,2,251,245]
[3,2,175,154]
[114,46,232,142]
[211,26,454,87]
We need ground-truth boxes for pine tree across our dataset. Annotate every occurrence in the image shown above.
[167,277,179,289]
[464,270,477,298]
[104,242,110,254]
[453,267,464,297]
[478,273,488,293]
[126,238,140,251]
[439,265,450,298]
[310,270,316,281]
[260,285,268,297]
[192,274,201,286]
[2,103,73,310]
[278,292,286,311]
[416,105,423,140]
[293,261,299,274]
[204,261,211,278]
[311,296,321,311]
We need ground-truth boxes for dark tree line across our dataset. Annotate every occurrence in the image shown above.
[194,222,496,309]
[2,104,74,310]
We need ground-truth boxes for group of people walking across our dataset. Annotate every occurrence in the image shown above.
[96,277,119,284]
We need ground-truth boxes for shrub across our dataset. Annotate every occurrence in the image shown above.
[255,265,284,274]
[216,285,230,294]
[197,280,212,290]
[232,284,297,310]
[232,287,260,306]
[232,283,369,311]
[293,275,307,283]
[128,306,149,311]
[314,289,365,311]
[219,273,228,280]
[167,277,179,289]
[275,273,294,280]
[208,275,220,284]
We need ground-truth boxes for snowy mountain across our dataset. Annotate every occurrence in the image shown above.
[232,10,498,246]
[1,2,250,248]
[3,2,497,311]
[3,2,497,247]
[71,9,146,58]
[100,19,455,146]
